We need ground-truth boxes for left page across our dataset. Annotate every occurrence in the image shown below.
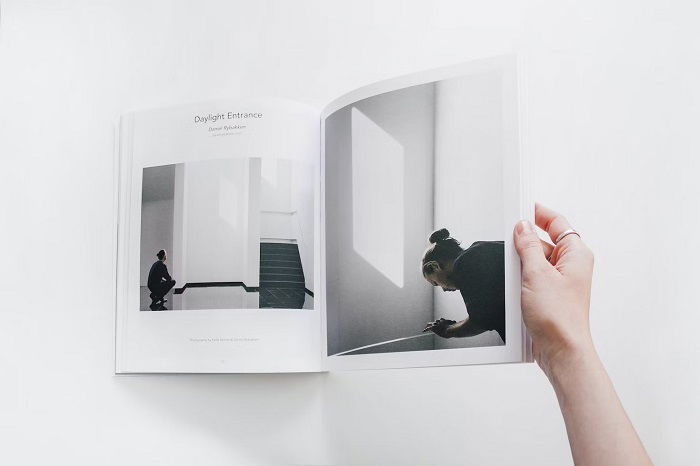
[115,98,322,373]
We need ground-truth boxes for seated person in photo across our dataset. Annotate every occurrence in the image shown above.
[147,249,176,308]
[421,228,505,342]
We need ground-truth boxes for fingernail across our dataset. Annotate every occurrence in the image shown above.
[516,220,533,235]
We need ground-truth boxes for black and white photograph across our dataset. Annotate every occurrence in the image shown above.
[324,71,509,356]
[140,157,315,311]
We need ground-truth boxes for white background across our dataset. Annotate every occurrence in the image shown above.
[1,0,698,464]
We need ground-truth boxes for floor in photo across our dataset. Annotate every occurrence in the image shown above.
[140,286,313,311]
[334,333,439,356]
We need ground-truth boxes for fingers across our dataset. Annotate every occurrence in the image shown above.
[540,239,554,260]
[423,318,455,333]
[423,320,439,332]
[533,203,595,279]
[513,220,551,274]
[535,203,581,246]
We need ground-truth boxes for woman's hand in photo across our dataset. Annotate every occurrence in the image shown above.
[423,318,457,338]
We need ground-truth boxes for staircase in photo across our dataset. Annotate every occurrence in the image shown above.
[259,242,307,308]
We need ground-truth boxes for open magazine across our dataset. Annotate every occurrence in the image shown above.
[114,55,532,373]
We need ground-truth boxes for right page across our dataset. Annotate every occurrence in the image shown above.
[321,56,531,370]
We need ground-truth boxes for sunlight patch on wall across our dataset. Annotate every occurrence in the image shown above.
[351,107,405,287]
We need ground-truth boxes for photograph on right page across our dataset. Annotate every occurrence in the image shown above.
[324,64,513,357]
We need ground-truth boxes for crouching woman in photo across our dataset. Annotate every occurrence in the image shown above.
[421,228,506,343]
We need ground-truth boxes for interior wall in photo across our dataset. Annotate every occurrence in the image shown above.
[172,158,258,287]
[140,164,175,286]
[325,83,436,356]
[325,71,507,355]
[432,71,506,350]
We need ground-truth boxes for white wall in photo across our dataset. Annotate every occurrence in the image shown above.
[172,158,258,286]
[325,83,435,355]
[139,165,175,286]
[260,158,295,240]
[432,71,506,349]
[245,158,262,289]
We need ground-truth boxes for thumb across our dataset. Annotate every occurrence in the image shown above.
[513,220,549,274]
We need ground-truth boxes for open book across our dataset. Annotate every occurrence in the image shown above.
[114,55,532,373]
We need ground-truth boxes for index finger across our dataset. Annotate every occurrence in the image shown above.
[535,202,580,245]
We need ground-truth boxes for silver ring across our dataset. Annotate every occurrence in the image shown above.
[554,229,580,244]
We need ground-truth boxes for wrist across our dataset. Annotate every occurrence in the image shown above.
[539,338,598,382]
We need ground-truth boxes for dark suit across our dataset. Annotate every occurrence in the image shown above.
[147,260,176,300]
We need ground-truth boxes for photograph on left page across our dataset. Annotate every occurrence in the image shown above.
[140,157,315,311]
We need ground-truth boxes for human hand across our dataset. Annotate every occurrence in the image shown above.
[423,318,457,338]
[513,203,595,378]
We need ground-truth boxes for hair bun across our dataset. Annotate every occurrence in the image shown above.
[429,228,450,244]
